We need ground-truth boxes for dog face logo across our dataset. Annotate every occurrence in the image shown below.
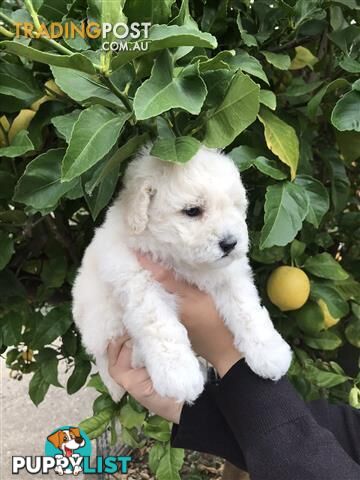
[47,427,85,457]
[45,426,91,476]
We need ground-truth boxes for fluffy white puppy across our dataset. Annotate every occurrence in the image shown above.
[72,146,292,403]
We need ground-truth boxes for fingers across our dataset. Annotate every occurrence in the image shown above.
[107,334,130,368]
[136,252,191,296]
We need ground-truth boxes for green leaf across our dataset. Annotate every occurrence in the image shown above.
[345,319,360,348]
[121,426,143,448]
[0,233,14,270]
[202,69,233,109]
[204,72,260,148]
[331,90,360,132]
[261,51,291,70]
[340,56,360,73]
[40,354,62,388]
[285,79,323,97]
[260,182,309,249]
[254,156,288,180]
[41,256,67,288]
[51,67,124,109]
[30,305,73,349]
[303,330,343,351]
[0,41,96,74]
[229,145,258,171]
[1,312,24,346]
[134,50,207,120]
[87,373,109,394]
[258,107,299,180]
[93,393,116,414]
[328,25,360,54]
[250,232,285,264]
[295,175,329,227]
[156,443,184,480]
[305,364,348,387]
[0,130,34,158]
[111,24,217,70]
[125,0,175,24]
[237,13,257,47]
[67,360,92,394]
[119,402,146,429]
[51,110,82,143]
[259,90,277,110]
[307,78,349,118]
[149,443,166,474]
[196,50,235,72]
[304,253,349,280]
[310,282,350,318]
[229,51,269,85]
[328,153,350,213]
[79,408,113,439]
[62,106,130,181]
[0,63,41,108]
[86,133,149,195]
[29,369,50,406]
[83,158,121,220]
[144,415,171,442]
[151,136,200,164]
[14,148,76,210]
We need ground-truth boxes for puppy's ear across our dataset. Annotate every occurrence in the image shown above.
[123,180,154,234]
[47,431,63,449]
[70,427,81,438]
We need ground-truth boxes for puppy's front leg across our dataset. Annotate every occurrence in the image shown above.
[215,272,292,381]
[116,273,204,403]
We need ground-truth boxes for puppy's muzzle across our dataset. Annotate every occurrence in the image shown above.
[219,236,237,255]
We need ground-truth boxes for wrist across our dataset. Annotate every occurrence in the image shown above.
[214,349,243,378]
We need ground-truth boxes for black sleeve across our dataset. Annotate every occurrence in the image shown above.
[171,360,360,480]
[308,399,360,465]
[171,382,247,470]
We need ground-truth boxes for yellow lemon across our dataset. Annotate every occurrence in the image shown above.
[317,298,340,328]
[267,266,310,311]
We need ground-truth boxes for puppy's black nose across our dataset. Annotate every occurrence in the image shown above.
[75,437,83,444]
[219,236,237,254]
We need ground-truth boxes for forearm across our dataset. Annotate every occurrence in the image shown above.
[171,383,246,470]
[308,399,360,465]
[172,361,360,479]
[213,360,360,480]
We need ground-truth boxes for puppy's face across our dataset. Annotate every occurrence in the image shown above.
[124,147,249,268]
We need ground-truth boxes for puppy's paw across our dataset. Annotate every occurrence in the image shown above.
[107,382,126,403]
[244,335,292,381]
[149,348,204,403]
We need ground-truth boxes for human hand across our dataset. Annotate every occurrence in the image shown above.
[136,254,244,377]
[107,335,183,423]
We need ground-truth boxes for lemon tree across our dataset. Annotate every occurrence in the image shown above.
[1,1,360,478]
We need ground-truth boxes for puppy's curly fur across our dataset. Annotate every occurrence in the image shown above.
[72,146,292,403]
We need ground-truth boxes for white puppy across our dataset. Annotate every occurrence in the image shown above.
[72,146,292,403]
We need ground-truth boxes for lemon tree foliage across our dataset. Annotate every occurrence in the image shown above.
[0,0,360,478]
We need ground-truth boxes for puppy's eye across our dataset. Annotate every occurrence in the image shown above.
[182,206,203,217]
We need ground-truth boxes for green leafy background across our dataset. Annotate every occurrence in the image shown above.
[0,0,359,478]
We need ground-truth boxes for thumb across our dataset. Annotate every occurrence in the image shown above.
[136,252,191,296]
